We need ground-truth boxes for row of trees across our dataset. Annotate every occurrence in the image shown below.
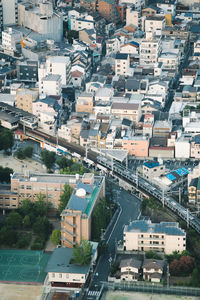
[58,156,89,175]
[0,195,52,249]
[15,146,33,160]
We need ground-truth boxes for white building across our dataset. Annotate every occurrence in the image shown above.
[39,56,71,87]
[39,74,62,96]
[2,27,22,51]
[144,16,165,36]
[115,53,130,76]
[1,0,18,26]
[157,0,177,16]
[69,15,94,31]
[106,37,123,56]
[126,8,140,28]
[124,220,186,254]
[194,39,200,54]
[158,52,179,70]
[175,135,191,159]
[120,42,139,55]
[18,0,63,42]
[139,32,161,66]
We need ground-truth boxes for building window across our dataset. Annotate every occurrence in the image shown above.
[52,273,55,278]
[59,273,62,278]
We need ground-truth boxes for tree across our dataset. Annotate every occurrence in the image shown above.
[92,197,110,241]
[24,146,33,158]
[50,229,61,246]
[72,240,92,266]
[67,30,78,44]
[6,211,22,229]
[23,215,31,229]
[0,127,14,151]
[0,166,13,183]
[190,267,199,287]
[56,156,73,169]
[58,184,73,214]
[41,150,56,170]
[19,199,32,217]
[33,216,51,240]
[170,255,194,276]
[33,193,49,216]
[16,147,26,159]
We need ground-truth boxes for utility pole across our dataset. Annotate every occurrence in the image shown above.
[162,189,165,208]
[126,156,128,170]
[179,187,181,204]
[85,142,88,160]
[111,156,114,175]
[136,169,138,188]
[186,208,189,228]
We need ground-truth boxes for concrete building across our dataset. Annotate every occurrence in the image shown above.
[18,0,63,42]
[2,27,22,51]
[69,15,94,31]
[122,136,149,157]
[76,92,94,114]
[175,135,191,159]
[1,0,18,26]
[17,61,38,83]
[115,53,130,76]
[126,8,140,28]
[97,0,119,23]
[61,173,105,247]
[143,259,164,283]
[190,135,200,159]
[153,120,172,137]
[144,16,165,36]
[140,33,161,66]
[111,101,141,123]
[39,74,62,97]
[45,243,98,289]
[143,161,165,181]
[32,96,60,117]
[16,88,39,114]
[39,56,71,87]
[124,220,186,254]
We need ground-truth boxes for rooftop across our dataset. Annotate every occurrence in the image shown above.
[125,220,185,236]
[143,161,160,169]
[166,168,189,182]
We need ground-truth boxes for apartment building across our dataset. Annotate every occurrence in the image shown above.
[144,16,165,36]
[153,120,172,137]
[18,0,63,42]
[61,173,105,247]
[39,56,71,87]
[143,161,165,180]
[115,53,130,76]
[97,0,119,23]
[39,74,62,97]
[126,8,140,28]
[2,27,22,51]
[70,15,94,31]
[16,88,39,114]
[76,92,94,114]
[124,220,186,254]
[1,0,18,27]
[140,32,161,66]
[111,101,141,122]
[32,96,60,117]
[191,135,200,159]
[122,136,149,157]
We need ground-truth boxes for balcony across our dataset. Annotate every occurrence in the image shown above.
[63,220,77,227]
[61,237,76,246]
[63,228,77,237]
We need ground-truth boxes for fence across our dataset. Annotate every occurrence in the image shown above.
[102,281,200,297]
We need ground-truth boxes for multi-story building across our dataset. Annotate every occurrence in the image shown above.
[97,0,119,23]
[124,220,186,254]
[111,100,141,122]
[115,53,130,76]
[0,172,104,212]
[39,56,71,87]
[17,61,38,83]
[76,92,94,114]
[61,173,105,247]
[16,88,39,114]
[190,135,200,159]
[144,16,165,36]
[18,0,63,42]
[0,0,18,27]
[2,27,22,51]
[153,120,172,137]
[32,96,60,117]
[122,136,149,157]
[140,32,161,66]
[126,8,140,28]
[143,161,165,181]
[39,74,62,97]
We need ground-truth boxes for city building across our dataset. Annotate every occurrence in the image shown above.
[61,173,105,247]
[76,92,94,114]
[17,61,38,83]
[45,242,98,289]
[120,258,142,282]
[2,27,22,51]
[140,33,161,66]
[143,259,164,283]
[39,74,62,97]
[1,0,18,27]
[122,136,149,157]
[18,0,63,42]
[39,56,71,87]
[143,161,165,180]
[115,53,130,76]
[123,219,186,254]
[16,88,39,114]
[190,135,200,159]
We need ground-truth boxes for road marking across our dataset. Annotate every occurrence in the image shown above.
[107,204,122,243]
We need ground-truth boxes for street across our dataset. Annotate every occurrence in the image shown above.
[86,183,141,299]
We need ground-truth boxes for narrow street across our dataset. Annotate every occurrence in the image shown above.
[86,184,141,299]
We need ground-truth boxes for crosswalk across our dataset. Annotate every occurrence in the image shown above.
[87,290,101,297]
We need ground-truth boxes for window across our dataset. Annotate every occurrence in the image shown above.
[26,185,31,190]
[20,185,24,189]
[59,273,62,278]
[52,273,55,278]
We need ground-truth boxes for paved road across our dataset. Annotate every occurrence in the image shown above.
[86,183,141,299]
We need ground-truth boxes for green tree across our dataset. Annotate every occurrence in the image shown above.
[0,127,14,151]
[33,216,51,240]
[0,166,13,183]
[24,146,33,158]
[6,211,22,229]
[33,193,49,216]
[18,199,32,217]
[41,150,56,170]
[190,267,199,287]
[72,240,92,266]
[15,147,26,159]
[56,156,73,169]
[92,197,110,241]
[50,229,61,246]
[23,215,31,229]
[58,184,73,214]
